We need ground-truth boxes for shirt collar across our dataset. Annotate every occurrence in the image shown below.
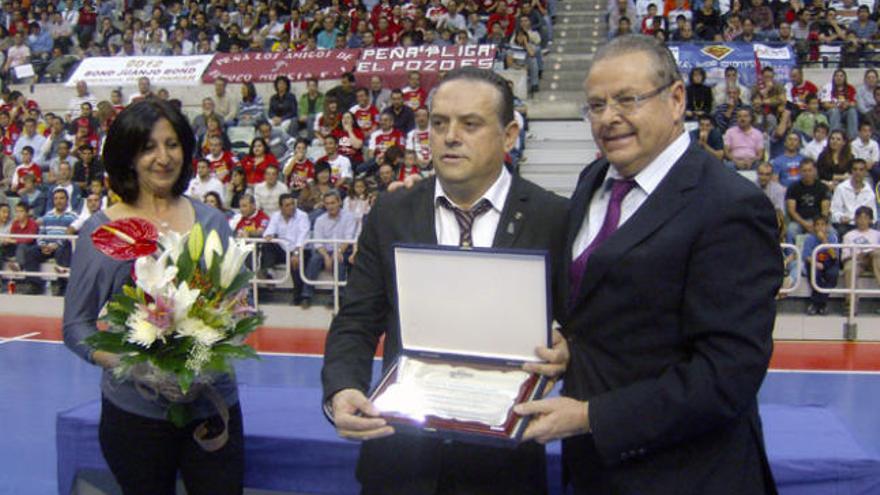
[604,131,690,196]
[434,165,511,212]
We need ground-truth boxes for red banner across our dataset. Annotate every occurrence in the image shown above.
[202,49,362,83]
[354,45,497,91]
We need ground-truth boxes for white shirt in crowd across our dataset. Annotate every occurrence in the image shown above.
[324,154,353,181]
[842,227,880,261]
[802,138,828,161]
[434,165,512,248]
[831,179,877,225]
[254,181,290,217]
[186,174,226,204]
[264,209,310,253]
[851,137,880,168]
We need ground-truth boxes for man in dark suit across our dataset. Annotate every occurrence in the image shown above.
[515,35,782,494]
[321,67,569,494]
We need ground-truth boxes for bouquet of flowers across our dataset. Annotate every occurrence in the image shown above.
[87,218,264,428]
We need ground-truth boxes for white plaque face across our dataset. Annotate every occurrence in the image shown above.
[394,247,549,362]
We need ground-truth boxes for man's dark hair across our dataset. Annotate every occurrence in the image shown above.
[391,88,403,96]
[103,99,195,204]
[799,157,815,168]
[53,188,69,200]
[815,122,830,133]
[855,205,874,220]
[21,145,33,154]
[698,114,713,124]
[432,66,515,125]
[278,192,295,206]
[355,86,369,96]
[805,93,818,104]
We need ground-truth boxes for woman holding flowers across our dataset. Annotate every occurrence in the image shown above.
[62,99,247,495]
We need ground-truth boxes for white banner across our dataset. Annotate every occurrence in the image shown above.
[65,55,215,87]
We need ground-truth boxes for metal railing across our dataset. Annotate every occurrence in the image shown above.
[810,242,880,340]
[298,238,355,314]
[0,233,78,280]
[242,237,293,310]
[780,242,802,295]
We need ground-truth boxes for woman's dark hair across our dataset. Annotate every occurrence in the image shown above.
[249,136,269,156]
[274,75,291,93]
[689,67,706,85]
[103,99,195,204]
[203,190,226,210]
[242,81,257,102]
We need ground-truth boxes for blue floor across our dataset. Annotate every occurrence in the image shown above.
[3,341,880,495]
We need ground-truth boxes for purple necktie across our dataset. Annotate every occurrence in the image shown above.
[569,179,637,302]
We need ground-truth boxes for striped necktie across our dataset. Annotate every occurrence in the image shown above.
[437,197,493,248]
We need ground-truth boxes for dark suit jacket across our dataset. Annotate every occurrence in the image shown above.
[559,144,782,495]
[322,174,568,495]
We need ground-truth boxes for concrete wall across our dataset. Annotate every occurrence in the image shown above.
[801,68,872,91]
[8,69,528,122]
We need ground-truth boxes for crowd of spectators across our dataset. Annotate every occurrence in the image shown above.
[607,0,880,66]
[0,0,555,95]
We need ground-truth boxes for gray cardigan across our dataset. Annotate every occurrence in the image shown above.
[62,198,239,420]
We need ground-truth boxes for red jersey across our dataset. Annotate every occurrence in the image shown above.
[350,103,380,135]
[205,151,239,183]
[487,13,516,36]
[333,127,365,164]
[285,158,315,189]
[2,123,20,156]
[10,217,38,244]
[369,128,405,161]
[234,210,270,236]
[396,164,421,181]
[240,153,279,185]
[401,86,427,111]
[371,2,394,27]
[374,25,400,47]
[14,163,42,191]
[790,81,818,108]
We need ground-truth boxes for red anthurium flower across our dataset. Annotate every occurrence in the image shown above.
[92,218,159,261]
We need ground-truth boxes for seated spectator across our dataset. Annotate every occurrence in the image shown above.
[667,0,693,30]
[830,159,876,238]
[4,32,32,84]
[351,87,380,137]
[191,97,224,140]
[343,177,372,236]
[316,15,341,49]
[298,78,325,141]
[128,76,155,105]
[793,94,829,139]
[212,77,236,123]
[186,158,225,204]
[24,188,76,295]
[752,66,786,119]
[820,68,859,140]
[610,15,635,37]
[314,98,341,145]
[848,5,876,40]
[723,108,764,170]
[803,215,838,315]
[369,75,392,111]
[240,137,279,186]
[301,191,358,308]
[256,121,290,162]
[269,76,298,138]
[755,161,786,215]
[771,132,805,187]
[817,130,853,188]
[746,0,774,32]
[364,112,406,172]
[68,192,102,234]
[735,17,762,42]
[802,122,830,161]
[816,8,846,43]
[713,66,751,109]
[48,162,83,213]
[230,193,269,239]
[863,87,880,138]
[841,206,880,312]
[261,193,309,304]
[282,139,315,193]
[386,89,416,133]
[640,4,667,34]
[317,135,353,187]
[13,118,47,165]
[406,108,433,168]
[326,72,358,116]
[713,85,747,133]
[401,71,428,111]
[693,0,721,38]
[670,19,696,41]
[7,202,38,291]
[202,135,237,183]
[786,67,818,112]
[12,147,42,192]
[224,167,251,211]
[851,122,880,176]
[685,67,712,121]
[376,162,397,192]
[856,69,878,116]
[397,148,423,181]
[334,112,365,167]
[71,143,103,190]
[786,159,830,242]
[202,191,230,218]
[235,82,266,127]
[300,163,338,220]
[254,165,289,217]
[0,202,11,253]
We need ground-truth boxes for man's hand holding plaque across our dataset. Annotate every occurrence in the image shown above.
[331,388,395,441]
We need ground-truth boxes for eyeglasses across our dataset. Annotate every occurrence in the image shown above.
[582,81,675,121]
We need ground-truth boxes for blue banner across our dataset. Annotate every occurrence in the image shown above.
[667,42,797,89]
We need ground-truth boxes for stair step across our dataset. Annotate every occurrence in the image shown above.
[524,147,594,162]
[527,120,592,140]
[520,163,589,174]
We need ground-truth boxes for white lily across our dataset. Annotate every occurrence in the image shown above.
[220,237,253,288]
[169,282,200,323]
[158,230,189,264]
[134,251,178,297]
[126,309,160,347]
[203,229,224,270]
[176,316,224,346]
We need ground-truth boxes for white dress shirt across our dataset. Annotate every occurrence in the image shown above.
[830,179,877,225]
[264,209,310,253]
[850,138,880,167]
[434,166,512,247]
[186,175,226,204]
[573,132,690,259]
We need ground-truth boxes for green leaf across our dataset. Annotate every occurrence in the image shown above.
[85,331,140,354]
[203,354,233,374]
[188,223,204,263]
[223,271,253,298]
[177,247,194,283]
[177,369,195,395]
[231,315,263,338]
[213,343,259,361]
[208,251,221,288]
[167,403,190,428]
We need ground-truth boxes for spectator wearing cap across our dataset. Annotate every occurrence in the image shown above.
[831,158,876,238]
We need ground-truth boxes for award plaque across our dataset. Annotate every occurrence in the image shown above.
[369,245,551,445]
